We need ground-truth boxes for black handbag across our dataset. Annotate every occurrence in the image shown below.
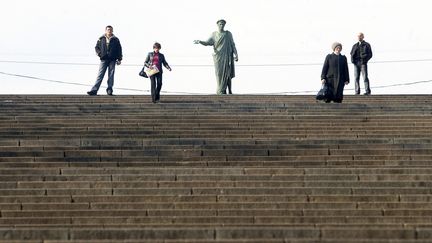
[139,67,148,78]
[316,83,333,101]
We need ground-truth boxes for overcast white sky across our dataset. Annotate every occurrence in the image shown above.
[0,0,431,95]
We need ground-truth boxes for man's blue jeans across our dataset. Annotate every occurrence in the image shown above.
[90,60,116,92]
[354,63,370,94]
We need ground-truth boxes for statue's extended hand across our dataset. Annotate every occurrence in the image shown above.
[193,40,200,44]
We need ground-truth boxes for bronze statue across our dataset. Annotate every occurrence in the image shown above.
[194,19,238,95]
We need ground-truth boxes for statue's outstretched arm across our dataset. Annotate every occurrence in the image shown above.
[194,40,212,46]
[194,35,214,46]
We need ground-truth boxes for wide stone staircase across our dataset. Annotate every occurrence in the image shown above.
[0,94,431,242]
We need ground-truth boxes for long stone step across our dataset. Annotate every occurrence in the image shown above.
[2,138,432,147]
[3,201,432,211]
[5,167,432,176]
[1,226,432,241]
[0,187,431,196]
[4,180,432,189]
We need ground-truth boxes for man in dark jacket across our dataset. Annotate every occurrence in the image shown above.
[87,25,123,96]
[350,32,373,95]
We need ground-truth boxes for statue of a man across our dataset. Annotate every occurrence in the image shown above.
[194,19,238,95]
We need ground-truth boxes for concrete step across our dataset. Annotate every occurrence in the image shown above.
[5,167,432,176]
[6,194,432,204]
[1,187,431,197]
[1,214,432,223]
[5,180,432,189]
[1,202,432,211]
[1,226,432,241]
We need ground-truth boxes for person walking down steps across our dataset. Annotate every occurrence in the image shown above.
[87,25,123,96]
[144,42,172,103]
[320,42,350,103]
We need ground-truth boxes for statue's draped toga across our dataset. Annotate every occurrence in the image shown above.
[201,31,237,94]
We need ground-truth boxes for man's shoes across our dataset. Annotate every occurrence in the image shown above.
[363,92,371,96]
[355,92,360,95]
[87,91,97,96]
[106,89,113,96]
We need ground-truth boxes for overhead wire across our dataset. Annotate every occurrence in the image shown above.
[0,70,431,95]
[1,57,431,95]
[1,58,432,67]
[0,71,150,93]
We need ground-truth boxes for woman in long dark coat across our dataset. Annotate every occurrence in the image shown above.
[321,42,350,103]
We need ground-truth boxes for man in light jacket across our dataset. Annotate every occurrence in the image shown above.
[350,32,373,95]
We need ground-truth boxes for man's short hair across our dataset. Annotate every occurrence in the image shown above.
[106,25,113,30]
[153,42,161,49]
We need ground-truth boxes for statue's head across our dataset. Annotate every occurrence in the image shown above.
[216,19,226,25]
[217,19,226,31]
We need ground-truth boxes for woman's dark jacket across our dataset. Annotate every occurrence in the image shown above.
[321,53,350,101]
[95,35,123,61]
[144,52,171,74]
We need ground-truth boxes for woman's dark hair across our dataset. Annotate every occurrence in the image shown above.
[153,42,161,49]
